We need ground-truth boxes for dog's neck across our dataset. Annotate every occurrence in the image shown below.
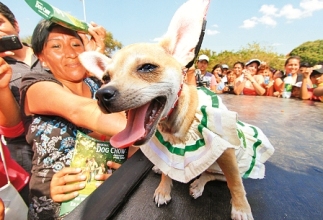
[162,69,186,120]
[158,84,198,143]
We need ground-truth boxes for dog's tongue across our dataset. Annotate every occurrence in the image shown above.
[110,102,150,148]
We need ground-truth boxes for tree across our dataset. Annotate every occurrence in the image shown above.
[20,36,32,44]
[103,31,122,56]
[289,40,323,66]
[199,42,286,71]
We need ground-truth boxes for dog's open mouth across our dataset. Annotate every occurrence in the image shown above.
[110,97,166,148]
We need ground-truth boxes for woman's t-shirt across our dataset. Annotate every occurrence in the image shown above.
[20,71,102,220]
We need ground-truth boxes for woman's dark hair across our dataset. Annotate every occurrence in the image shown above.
[0,2,17,29]
[211,64,223,74]
[284,56,301,67]
[31,19,83,56]
[233,61,245,69]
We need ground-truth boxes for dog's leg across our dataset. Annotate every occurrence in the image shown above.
[154,173,173,207]
[217,148,254,220]
[189,172,225,199]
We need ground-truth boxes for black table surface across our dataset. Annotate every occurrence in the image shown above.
[66,95,323,220]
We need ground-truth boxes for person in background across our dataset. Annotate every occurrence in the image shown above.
[211,64,225,93]
[291,82,303,98]
[234,59,265,96]
[257,62,274,96]
[233,61,244,77]
[0,2,41,196]
[221,64,229,83]
[300,65,323,101]
[273,56,302,97]
[0,2,47,205]
[313,86,323,97]
[0,198,3,220]
[195,54,217,92]
[19,20,126,219]
[222,70,236,94]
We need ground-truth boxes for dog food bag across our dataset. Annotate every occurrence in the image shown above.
[59,131,128,217]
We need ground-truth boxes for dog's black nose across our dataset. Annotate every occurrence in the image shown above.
[95,86,116,104]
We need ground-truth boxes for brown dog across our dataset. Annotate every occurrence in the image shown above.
[79,0,274,219]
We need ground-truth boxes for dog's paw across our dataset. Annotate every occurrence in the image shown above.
[231,206,254,220]
[189,179,204,199]
[154,187,171,207]
[152,165,162,174]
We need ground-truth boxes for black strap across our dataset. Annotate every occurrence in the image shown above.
[185,19,207,69]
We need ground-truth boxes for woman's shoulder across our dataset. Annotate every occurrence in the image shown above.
[20,71,62,92]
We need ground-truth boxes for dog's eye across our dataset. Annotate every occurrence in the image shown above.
[138,64,157,73]
[102,74,111,84]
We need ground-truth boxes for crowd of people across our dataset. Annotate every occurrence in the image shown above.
[193,54,323,101]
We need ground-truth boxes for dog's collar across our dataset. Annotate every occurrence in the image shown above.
[162,69,186,120]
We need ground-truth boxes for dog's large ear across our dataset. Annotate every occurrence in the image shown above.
[159,0,210,66]
[78,51,111,80]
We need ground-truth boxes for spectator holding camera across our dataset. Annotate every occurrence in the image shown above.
[195,55,217,92]
[234,59,265,96]
[222,70,236,94]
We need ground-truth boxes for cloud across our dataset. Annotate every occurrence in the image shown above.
[240,17,258,29]
[240,0,323,29]
[206,29,219,35]
[206,24,219,35]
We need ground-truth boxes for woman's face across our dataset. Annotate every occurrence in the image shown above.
[213,67,222,76]
[285,58,300,75]
[233,64,243,76]
[246,62,258,75]
[38,26,86,82]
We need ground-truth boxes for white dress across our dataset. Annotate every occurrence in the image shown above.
[140,87,275,183]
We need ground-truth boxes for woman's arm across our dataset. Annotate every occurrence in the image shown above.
[252,75,266,96]
[300,79,311,100]
[24,81,127,137]
[233,77,245,95]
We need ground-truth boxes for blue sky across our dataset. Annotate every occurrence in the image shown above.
[3,0,323,55]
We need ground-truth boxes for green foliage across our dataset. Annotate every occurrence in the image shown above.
[289,40,323,66]
[103,31,122,56]
[20,36,32,44]
[199,42,286,71]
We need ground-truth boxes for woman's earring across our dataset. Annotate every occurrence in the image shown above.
[42,62,47,67]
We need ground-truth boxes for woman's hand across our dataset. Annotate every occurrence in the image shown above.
[243,71,254,83]
[94,161,121,187]
[78,22,106,54]
[50,167,87,202]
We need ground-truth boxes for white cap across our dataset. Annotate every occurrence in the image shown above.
[292,82,310,88]
[245,59,261,67]
[198,54,209,62]
[222,64,229,69]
